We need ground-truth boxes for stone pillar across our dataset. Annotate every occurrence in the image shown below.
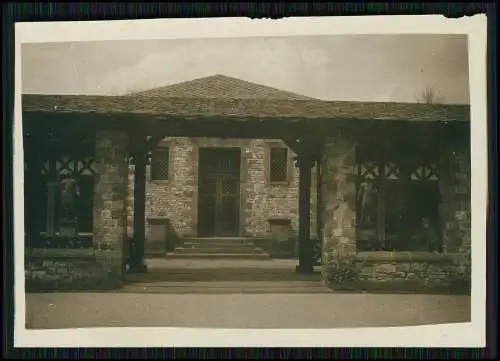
[440,144,471,281]
[93,131,129,286]
[320,137,357,275]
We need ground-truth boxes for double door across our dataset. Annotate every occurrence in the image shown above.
[198,148,241,237]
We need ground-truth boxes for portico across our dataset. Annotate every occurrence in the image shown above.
[22,94,471,293]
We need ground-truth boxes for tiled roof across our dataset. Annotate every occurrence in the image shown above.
[22,94,470,122]
[126,74,316,101]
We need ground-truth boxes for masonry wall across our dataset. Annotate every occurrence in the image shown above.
[26,130,130,291]
[126,137,318,245]
[243,139,299,237]
[319,132,471,294]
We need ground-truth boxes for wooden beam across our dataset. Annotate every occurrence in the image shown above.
[281,135,301,155]
[130,137,148,273]
[146,135,165,151]
[296,154,315,273]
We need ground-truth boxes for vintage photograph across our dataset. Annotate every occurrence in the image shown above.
[15,16,486,347]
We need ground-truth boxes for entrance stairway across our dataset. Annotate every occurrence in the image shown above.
[123,259,329,294]
[165,237,272,260]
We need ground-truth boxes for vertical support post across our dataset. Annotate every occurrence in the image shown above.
[296,154,314,273]
[130,139,148,273]
[316,155,322,244]
[93,130,129,287]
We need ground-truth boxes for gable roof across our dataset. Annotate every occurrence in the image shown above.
[127,74,316,101]
[22,94,470,123]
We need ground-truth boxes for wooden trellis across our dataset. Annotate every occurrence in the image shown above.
[355,144,441,252]
[24,129,97,248]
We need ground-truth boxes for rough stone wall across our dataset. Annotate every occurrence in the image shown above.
[126,137,197,238]
[355,257,464,293]
[126,137,318,241]
[243,139,300,237]
[359,261,452,283]
[147,137,197,236]
[92,130,129,284]
[319,135,358,268]
[25,254,118,291]
[319,132,471,293]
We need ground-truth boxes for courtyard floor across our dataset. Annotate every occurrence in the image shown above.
[25,258,471,329]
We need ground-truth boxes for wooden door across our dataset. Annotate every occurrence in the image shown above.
[198,148,241,237]
[214,174,240,236]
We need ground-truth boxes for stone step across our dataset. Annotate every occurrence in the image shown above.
[183,237,261,245]
[165,253,271,260]
[119,287,329,294]
[120,281,330,294]
[269,253,296,259]
[126,269,322,283]
[182,241,256,249]
[145,250,168,258]
[173,247,265,255]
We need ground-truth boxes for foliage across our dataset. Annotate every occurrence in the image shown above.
[326,253,362,286]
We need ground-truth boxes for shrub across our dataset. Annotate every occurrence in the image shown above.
[326,253,361,286]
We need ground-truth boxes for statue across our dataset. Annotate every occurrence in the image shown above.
[58,173,80,238]
[357,178,377,226]
[411,217,440,253]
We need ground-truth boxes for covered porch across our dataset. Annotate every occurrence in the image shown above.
[22,94,471,293]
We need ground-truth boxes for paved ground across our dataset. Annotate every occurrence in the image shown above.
[25,292,471,329]
[22,259,470,329]
[25,259,471,329]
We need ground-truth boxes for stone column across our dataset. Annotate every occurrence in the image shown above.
[440,144,471,282]
[93,131,129,286]
[320,136,357,276]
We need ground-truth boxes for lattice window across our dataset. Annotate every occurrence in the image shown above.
[151,146,170,181]
[221,177,237,196]
[270,147,288,183]
[410,163,439,180]
[359,160,379,180]
[384,162,401,180]
[356,146,441,253]
[39,156,96,180]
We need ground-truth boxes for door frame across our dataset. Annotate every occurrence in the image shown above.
[197,146,243,237]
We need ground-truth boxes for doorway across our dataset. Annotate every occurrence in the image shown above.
[198,147,241,237]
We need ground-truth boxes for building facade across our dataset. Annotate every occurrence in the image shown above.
[123,75,320,253]
[22,75,472,294]
[126,137,319,248]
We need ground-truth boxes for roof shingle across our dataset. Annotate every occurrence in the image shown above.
[126,74,316,101]
[22,94,470,123]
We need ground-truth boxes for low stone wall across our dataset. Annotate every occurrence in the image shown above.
[25,249,122,292]
[323,251,471,294]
